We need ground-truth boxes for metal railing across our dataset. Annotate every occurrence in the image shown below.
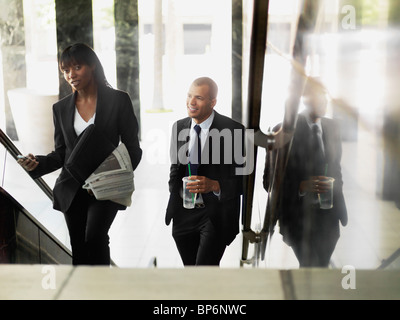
[0,128,53,200]
[241,0,315,266]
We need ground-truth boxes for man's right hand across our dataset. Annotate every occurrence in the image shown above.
[299,176,330,194]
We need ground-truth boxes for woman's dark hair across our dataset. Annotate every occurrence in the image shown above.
[59,43,111,88]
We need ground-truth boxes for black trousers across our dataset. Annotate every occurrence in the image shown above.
[172,207,226,266]
[291,206,340,268]
[64,189,120,265]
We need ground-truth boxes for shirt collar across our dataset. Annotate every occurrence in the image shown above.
[191,110,215,131]
[302,110,322,132]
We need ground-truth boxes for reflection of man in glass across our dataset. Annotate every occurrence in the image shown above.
[264,77,348,267]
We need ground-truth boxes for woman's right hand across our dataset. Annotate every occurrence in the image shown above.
[17,153,39,172]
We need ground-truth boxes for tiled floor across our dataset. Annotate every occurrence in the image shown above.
[2,108,400,271]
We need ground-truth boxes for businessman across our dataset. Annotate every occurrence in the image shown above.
[264,77,348,267]
[166,77,245,266]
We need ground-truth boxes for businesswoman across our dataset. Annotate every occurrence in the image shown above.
[18,43,142,265]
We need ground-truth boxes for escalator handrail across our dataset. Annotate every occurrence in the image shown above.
[0,128,53,200]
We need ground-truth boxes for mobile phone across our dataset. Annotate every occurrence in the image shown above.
[17,155,30,161]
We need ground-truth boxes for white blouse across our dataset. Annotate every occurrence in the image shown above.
[74,107,96,136]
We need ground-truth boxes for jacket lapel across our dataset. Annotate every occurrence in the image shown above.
[209,110,220,131]
[94,86,114,131]
[178,117,192,160]
[203,111,225,166]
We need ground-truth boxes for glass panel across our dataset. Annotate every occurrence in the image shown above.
[256,0,400,269]
[92,0,117,88]
[23,0,58,94]
[260,0,302,131]
[138,0,232,118]
[0,0,69,249]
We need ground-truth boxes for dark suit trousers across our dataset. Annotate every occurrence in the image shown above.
[291,206,340,267]
[64,189,119,265]
[172,206,226,266]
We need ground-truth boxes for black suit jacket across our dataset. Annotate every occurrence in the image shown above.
[166,111,245,245]
[30,86,142,213]
[264,114,347,246]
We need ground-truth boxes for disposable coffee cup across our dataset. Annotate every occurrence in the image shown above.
[318,177,335,209]
[182,177,199,209]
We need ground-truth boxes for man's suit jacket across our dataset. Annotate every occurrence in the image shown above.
[30,85,142,213]
[166,111,245,245]
[265,114,348,246]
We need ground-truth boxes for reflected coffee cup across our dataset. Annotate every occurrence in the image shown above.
[318,177,335,209]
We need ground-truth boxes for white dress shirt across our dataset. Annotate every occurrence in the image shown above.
[187,111,220,201]
[74,107,96,136]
